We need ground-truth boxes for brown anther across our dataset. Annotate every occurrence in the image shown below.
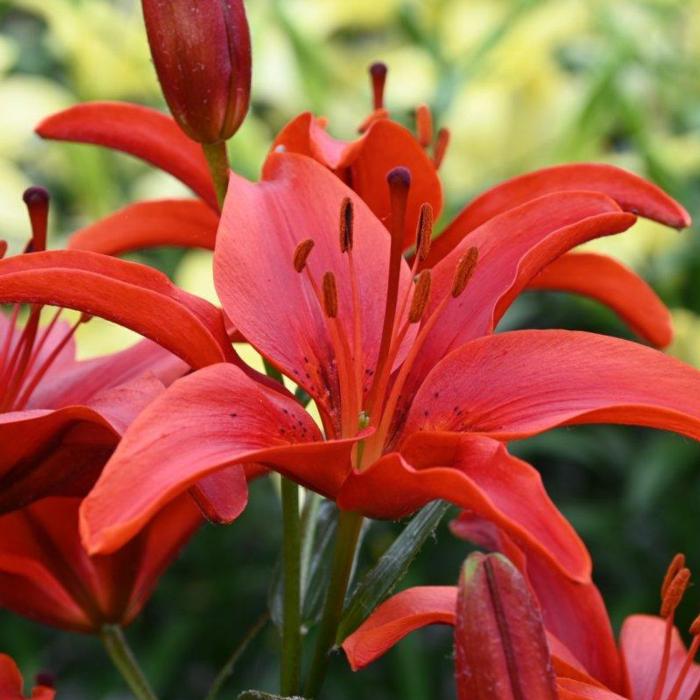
[416,203,433,261]
[690,613,700,637]
[662,554,687,599]
[661,568,691,618]
[409,270,432,323]
[293,239,315,273]
[434,127,450,169]
[0,240,7,259]
[79,312,93,325]
[369,62,388,111]
[23,186,50,253]
[451,247,479,298]
[322,271,338,319]
[387,166,411,191]
[339,197,354,253]
[416,104,433,148]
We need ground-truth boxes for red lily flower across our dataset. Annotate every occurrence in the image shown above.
[0,495,200,634]
[79,151,700,594]
[342,524,700,700]
[0,189,247,521]
[38,65,683,350]
[0,653,54,700]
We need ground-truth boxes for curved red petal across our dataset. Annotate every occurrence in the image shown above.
[527,252,672,348]
[0,376,163,514]
[557,679,627,699]
[0,654,26,698]
[427,163,691,267]
[620,614,700,700]
[0,250,231,369]
[342,586,457,670]
[80,363,357,555]
[405,192,635,395]
[0,495,199,633]
[274,114,443,250]
[69,199,218,255]
[37,102,217,209]
[406,329,700,442]
[214,152,415,431]
[338,435,590,583]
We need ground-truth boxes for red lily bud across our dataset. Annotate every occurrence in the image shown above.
[142,0,252,144]
[455,552,558,700]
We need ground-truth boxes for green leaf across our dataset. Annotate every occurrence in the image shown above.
[337,500,451,642]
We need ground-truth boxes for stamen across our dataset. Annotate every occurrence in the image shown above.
[662,554,687,599]
[322,272,338,319]
[451,247,479,298]
[416,203,433,262]
[0,241,6,258]
[434,127,450,169]
[369,62,388,111]
[409,270,432,324]
[293,239,315,273]
[661,568,691,618]
[416,104,433,148]
[22,187,49,253]
[339,197,354,253]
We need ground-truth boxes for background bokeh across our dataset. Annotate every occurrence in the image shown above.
[2,0,700,697]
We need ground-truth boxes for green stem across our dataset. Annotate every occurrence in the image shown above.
[280,478,302,696]
[299,491,321,596]
[201,140,230,209]
[100,625,158,700]
[304,510,364,698]
[205,612,270,700]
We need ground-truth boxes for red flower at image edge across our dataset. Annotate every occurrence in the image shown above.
[343,516,700,700]
[0,654,54,700]
[77,151,700,601]
[37,69,682,351]
[0,190,252,522]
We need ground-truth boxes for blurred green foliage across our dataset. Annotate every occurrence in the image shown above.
[2,0,700,698]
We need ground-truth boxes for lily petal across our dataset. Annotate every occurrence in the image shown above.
[37,102,217,209]
[338,434,590,582]
[620,614,700,700]
[215,152,415,430]
[0,653,55,700]
[0,376,164,513]
[557,679,628,700]
[455,552,558,700]
[527,252,672,348]
[426,163,690,267]
[273,114,443,248]
[69,199,218,255]
[406,192,635,394]
[0,250,232,368]
[342,586,456,670]
[0,495,199,633]
[405,329,700,442]
[80,363,358,555]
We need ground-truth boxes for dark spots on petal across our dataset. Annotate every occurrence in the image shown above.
[229,412,238,418]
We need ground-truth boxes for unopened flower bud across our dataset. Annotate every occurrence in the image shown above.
[142,0,252,144]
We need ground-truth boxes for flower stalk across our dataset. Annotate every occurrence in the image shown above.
[100,625,158,700]
[202,141,231,210]
[304,509,364,698]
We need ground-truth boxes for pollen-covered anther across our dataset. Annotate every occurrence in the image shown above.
[434,127,450,169]
[23,186,50,253]
[661,567,691,618]
[322,271,339,319]
[416,104,433,148]
[416,203,433,262]
[339,197,354,253]
[369,62,388,111]
[661,553,686,599]
[451,247,479,298]
[409,270,432,323]
[293,239,315,273]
